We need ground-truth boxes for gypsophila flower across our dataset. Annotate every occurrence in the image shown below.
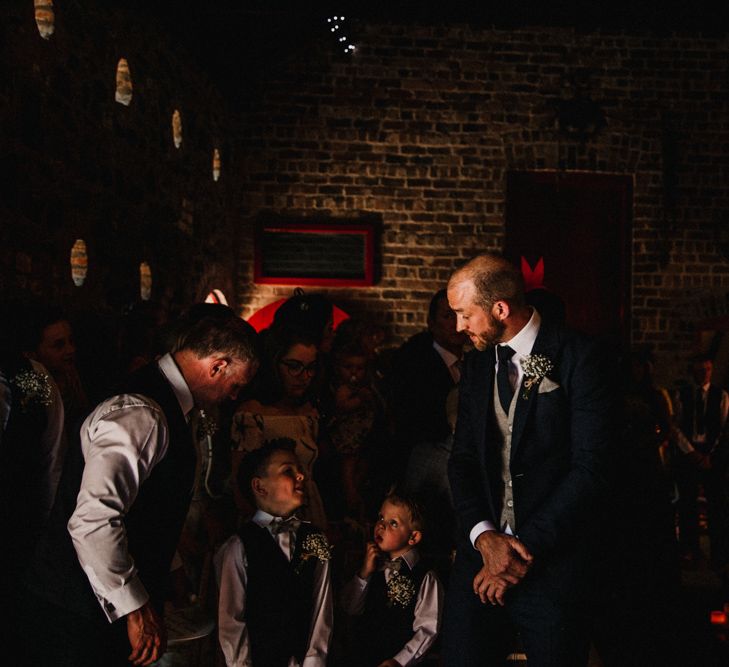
[520,354,555,399]
[11,369,53,411]
[386,571,416,607]
[197,409,218,440]
[296,533,332,573]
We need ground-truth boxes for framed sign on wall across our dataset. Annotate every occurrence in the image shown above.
[254,219,376,287]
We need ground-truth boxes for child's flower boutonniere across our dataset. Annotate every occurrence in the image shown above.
[197,409,218,440]
[386,570,417,608]
[520,354,555,400]
[295,533,332,573]
[10,369,53,412]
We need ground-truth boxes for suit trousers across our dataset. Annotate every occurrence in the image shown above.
[441,547,590,667]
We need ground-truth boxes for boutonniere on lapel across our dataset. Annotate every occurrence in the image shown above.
[295,533,332,574]
[520,354,555,400]
[10,369,53,412]
[386,570,417,607]
[197,409,218,440]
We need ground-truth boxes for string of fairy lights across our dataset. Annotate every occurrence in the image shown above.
[327,16,356,54]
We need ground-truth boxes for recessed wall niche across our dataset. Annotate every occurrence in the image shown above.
[212,148,221,181]
[139,262,152,300]
[172,110,182,148]
[70,239,88,287]
[115,58,133,106]
[34,0,55,40]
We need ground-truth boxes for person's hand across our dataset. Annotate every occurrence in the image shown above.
[474,531,533,584]
[377,659,401,667]
[473,568,512,605]
[359,541,380,579]
[127,601,167,666]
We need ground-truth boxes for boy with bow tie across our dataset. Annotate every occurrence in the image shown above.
[215,439,333,667]
[342,493,443,667]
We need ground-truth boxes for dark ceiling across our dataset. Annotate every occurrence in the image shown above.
[124,1,728,108]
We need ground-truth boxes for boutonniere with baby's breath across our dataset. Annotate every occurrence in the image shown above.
[386,570,417,608]
[197,409,218,440]
[520,354,555,400]
[295,533,332,574]
[10,369,53,412]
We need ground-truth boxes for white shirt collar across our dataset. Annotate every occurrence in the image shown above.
[432,340,461,368]
[399,547,420,569]
[157,353,194,420]
[497,307,541,361]
[252,508,303,527]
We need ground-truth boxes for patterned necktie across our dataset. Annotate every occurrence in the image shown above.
[497,345,516,412]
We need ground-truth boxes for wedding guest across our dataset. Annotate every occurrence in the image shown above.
[232,326,327,528]
[21,303,89,429]
[216,439,333,667]
[325,340,386,520]
[341,493,443,667]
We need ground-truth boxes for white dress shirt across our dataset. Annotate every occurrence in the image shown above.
[432,340,463,385]
[469,308,541,547]
[67,353,194,622]
[341,547,443,666]
[215,509,333,667]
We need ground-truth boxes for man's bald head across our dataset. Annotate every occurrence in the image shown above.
[448,254,526,312]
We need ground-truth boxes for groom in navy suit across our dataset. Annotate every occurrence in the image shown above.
[442,254,614,667]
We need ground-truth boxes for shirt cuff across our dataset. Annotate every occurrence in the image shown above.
[101,574,149,622]
[470,521,497,548]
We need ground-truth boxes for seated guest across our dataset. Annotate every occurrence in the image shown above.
[341,493,443,667]
[216,439,333,667]
[232,326,327,529]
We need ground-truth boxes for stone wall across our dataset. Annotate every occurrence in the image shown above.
[233,23,729,381]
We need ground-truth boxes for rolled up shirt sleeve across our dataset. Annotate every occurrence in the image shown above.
[67,394,169,622]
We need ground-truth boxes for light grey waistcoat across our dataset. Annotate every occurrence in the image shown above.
[493,374,519,532]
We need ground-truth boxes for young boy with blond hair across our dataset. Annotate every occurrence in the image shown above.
[216,439,333,667]
[342,492,443,667]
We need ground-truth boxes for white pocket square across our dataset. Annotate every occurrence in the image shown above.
[538,377,561,394]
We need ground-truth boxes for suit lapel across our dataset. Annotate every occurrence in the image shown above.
[510,319,561,463]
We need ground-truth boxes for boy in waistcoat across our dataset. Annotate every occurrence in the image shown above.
[342,493,443,667]
[215,439,333,667]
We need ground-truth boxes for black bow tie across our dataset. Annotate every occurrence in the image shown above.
[269,516,301,536]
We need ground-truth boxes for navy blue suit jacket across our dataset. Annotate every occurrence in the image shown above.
[448,317,614,573]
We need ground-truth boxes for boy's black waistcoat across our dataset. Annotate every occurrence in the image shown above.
[354,558,428,666]
[28,361,195,619]
[238,521,319,667]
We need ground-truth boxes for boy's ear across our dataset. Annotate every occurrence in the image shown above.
[251,476,266,498]
[408,530,422,546]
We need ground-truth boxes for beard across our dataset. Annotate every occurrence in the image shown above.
[472,312,506,350]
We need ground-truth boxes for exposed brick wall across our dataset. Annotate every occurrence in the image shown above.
[233,24,729,382]
[0,1,237,314]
